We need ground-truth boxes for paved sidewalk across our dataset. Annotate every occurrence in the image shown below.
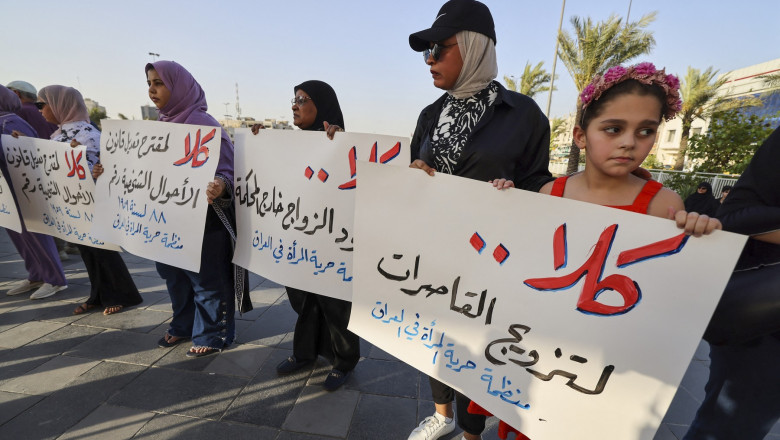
[0,232,777,440]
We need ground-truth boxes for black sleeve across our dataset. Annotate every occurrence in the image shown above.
[717,127,780,235]
[516,106,553,192]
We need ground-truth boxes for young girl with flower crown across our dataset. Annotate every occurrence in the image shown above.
[496,63,721,234]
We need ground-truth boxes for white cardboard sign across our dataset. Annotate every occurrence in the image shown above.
[2,134,118,250]
[350,162,746,440]
[93,120,221,271]
[0,167,23,233]
[232,129,410,301]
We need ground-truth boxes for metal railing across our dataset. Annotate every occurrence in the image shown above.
[647,170,740,195]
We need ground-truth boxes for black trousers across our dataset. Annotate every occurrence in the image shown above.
[77,245,142,308]
[430,376,487,435]
[286,287,360,372]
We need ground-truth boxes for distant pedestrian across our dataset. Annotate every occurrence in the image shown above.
[717,185,731,204]
[684,181,719,217]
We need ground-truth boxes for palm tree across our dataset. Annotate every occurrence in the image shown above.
[557,12,657,174]
[672,67,727,170]
[504,61,556,99]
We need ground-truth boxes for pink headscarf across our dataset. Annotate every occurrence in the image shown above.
[37,85,90,127]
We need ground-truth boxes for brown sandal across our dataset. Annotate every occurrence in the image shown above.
[73,303,97,315]
[103,305,124,315]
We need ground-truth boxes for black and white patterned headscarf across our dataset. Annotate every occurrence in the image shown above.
[430,31,498,174]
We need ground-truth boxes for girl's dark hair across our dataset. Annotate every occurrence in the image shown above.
[580,79,667,129]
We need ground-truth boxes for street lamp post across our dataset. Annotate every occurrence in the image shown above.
[148,52,160,62]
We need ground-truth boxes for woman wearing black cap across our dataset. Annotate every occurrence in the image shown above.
[252,80,358,391]
[406,1,552,439]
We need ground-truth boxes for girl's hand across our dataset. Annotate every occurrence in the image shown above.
[673,209,722,237]
[70,139,81,148]
[92,163,104,179]
[490,178,515,190]
[251,124,265,135]
[409,159,435,176]
[10,130,26,138]
[206,178,226,204]
[323,121,343,140]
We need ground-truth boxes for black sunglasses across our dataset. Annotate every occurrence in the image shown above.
[34,101,47,109]
[423,42,458,63]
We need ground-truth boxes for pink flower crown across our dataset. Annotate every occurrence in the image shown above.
[580,62,682,121]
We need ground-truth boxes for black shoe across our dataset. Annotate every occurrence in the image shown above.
[323,369,350,391]
[276,356,311,375]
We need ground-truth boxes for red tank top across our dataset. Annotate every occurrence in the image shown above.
[549,176,663,214]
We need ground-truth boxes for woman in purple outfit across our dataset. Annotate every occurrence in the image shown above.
[144,60,250,358]
[0,84,68,300]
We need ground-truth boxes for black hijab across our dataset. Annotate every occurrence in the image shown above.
[684,181,719,217]
[294,80,345,132]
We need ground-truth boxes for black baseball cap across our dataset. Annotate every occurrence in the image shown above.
[408,0,496,51]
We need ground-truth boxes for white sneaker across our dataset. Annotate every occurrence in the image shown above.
[6,280,43,296]
[29,283,67,299]
[408,413,455,440]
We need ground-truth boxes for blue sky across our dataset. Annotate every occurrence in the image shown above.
[3,0,777,137]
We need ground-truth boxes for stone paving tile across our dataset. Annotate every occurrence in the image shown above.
[0,355,100,395]
[365,344,399,361]
[234,302,271,322]
[345,358,419,398]
[108,366,248,419]
[283,385,360,438]
[677,359,710,403]
[660,385,701,426]
[65,329,170,365]
[32,300,95,324]
[204,343,274,378]
[236,302,298,346]
[666,423,690,439]
[58,404,155,440]
[129,274,169,293]
[134,291,169,309]
[223,348,312,428]
[0,325,104,385]
[0,320,66,349]
[347,393,416,440]
[0,390,44,425]
[652,423,681,440]
[0,361,145,440]
[248,285,287,305]
[154,342,222,373]
[276,432,341,440]
[133,413,278,440]
[0,301,60,333]
[74,307,171,334]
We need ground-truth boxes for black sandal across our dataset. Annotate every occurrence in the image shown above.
[157,333,189,348]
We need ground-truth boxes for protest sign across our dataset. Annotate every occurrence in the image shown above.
[2,134,118,250]
[350,162,747,440]
[92,120,221,271]
[233,129,410,301]
[0,167,22,233]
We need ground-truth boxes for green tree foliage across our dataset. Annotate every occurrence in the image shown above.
[117,113,128,120]
[89,107,107,130]
[557,12,657,174]
[504,61,556,99]
[641,154,663,169]
[662,172,701,200]
[673,67,727,170]
[687,108,774,174]
[549,116,567,152]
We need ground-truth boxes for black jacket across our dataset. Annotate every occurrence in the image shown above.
[717,126,780,270]
[410,82,553,192]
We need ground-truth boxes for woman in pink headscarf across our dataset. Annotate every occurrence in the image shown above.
[0,85,67,300]
[35,85,142,313]
[145,60,250,358]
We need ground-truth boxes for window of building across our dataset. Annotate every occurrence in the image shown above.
[692,128,702,136]
[666,129,676,142]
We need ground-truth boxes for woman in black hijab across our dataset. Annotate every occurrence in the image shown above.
[684,181,719,217]
[253,80,358,391]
